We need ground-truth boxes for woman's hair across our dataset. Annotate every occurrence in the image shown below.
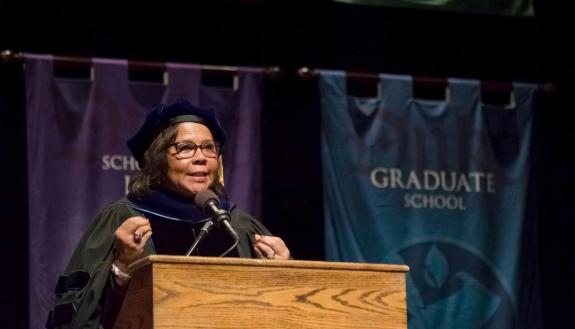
[128,123,225,199]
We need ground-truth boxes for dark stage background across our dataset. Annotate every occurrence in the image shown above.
[1,1,573,328]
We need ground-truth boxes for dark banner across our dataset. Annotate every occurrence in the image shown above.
[333,0,534,16]
[321,71,541,328]
[25,54,263,329]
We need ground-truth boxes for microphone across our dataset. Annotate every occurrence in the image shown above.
[185,219,215,256]
[193,189,239,244]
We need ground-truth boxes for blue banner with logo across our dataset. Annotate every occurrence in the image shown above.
[25,54,263,329]
[321,71,541,328]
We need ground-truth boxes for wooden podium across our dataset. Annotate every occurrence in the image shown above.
[113,255,409,329]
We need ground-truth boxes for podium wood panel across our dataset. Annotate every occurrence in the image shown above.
[114,256,409,329]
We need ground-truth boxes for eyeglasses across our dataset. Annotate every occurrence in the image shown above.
[169,141,220,159]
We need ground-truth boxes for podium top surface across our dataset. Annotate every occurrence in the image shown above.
[130,255,409,273]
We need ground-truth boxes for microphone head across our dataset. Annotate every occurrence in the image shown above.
[194,189,219,208]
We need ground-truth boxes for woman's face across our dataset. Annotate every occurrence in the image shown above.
[163,122,220,199]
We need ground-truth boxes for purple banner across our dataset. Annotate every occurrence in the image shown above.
[25,54,262,329]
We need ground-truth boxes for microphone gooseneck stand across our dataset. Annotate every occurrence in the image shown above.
[185,220,215,256]
[186,189,240,257]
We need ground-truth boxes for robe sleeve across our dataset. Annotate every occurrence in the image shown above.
[229,208,275,259]
[45,202,138,329]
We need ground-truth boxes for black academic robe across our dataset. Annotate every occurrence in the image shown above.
[46,196,273,329]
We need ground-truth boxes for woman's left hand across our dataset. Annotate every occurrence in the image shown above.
[253,234,290,260]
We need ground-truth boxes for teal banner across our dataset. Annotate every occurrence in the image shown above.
[321,71,541,328]
[333,0,534,16]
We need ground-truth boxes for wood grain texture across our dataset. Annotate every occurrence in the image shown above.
[113,266,153,329]
[115,256,409,329]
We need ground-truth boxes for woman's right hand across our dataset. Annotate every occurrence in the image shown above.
[112,216,152,286]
